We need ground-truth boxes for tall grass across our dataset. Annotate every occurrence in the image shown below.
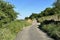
[0,20,31,40]
[39,20,60,40]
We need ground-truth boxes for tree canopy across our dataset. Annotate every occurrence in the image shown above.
[27,0,60,20]
[0,0,18,26]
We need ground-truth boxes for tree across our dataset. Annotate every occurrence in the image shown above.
[28,0,60,20]
[38,8,53,17]
[41,8,52,16]
[29,13,38,19]
[51,0,60,15]
[25,17,29,20]
[53,0,60,8]
[0,0,18,26]
[0,0,18,20]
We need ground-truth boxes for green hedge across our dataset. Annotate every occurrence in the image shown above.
[40,21,60,40]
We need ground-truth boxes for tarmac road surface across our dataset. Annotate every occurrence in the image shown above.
[15,20,54,40]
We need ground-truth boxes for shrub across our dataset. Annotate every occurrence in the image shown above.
[39,20,60,40]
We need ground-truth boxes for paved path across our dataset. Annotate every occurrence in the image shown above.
[15,20,54,40]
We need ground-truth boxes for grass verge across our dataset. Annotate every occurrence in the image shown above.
[0,20,31,40]
[38,20,60,40]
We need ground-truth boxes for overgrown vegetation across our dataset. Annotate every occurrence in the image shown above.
[0,0,18,27]
[26,0,60,40]
[0,20,31,40]
[0,0,60,40]
[38,0,60,40]
[26,0,60,20]
[0,0,31,40]
[39,20,60,40]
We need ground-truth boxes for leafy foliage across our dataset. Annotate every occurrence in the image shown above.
[0,0,18,26]
[39,20,60,40]
[25,17,29,20]
[29,13,38,19]
[53,0,60,9]
[27,0,60,20]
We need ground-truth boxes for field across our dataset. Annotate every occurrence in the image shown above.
[0,20,31,40]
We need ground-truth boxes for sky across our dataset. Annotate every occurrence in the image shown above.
[5,0,55,19]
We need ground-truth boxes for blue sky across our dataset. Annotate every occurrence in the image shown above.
[5,0,55,19]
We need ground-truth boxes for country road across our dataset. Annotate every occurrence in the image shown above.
[15,20,54,40]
